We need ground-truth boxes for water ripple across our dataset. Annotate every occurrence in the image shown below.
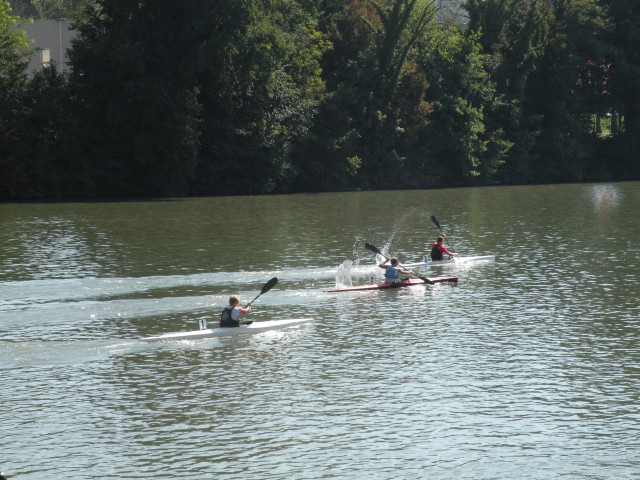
[2,185,640,479]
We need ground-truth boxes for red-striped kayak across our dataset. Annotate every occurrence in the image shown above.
[323,276,458,293]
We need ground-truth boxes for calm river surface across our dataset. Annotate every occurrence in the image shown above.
[1,183,639,479]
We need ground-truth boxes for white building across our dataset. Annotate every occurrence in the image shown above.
[21,19,76,75]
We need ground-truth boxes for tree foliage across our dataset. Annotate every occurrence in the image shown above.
[193,0,330,195]
[417,26,511,186]
[1,0,639,199]
[0,0,32,197]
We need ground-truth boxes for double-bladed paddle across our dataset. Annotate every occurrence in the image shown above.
[430,215,458,254]
[364,243,434,285]
[248,277,278,305]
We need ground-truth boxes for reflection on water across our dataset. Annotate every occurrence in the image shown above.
[1,183,639,479]
[586,183,622,211]
[6,216,111,279]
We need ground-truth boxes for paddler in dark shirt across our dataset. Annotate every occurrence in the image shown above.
[220,295,253,327]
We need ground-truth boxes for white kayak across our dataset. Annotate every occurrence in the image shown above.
[140,318,315,343]
[403,255,495,269]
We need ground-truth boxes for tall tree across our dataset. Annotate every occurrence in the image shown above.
[369,0,438,106]
[601,0,640,135]
[0,0,32,197]
[300,0,442,190]
[68,0,204,196]
[359,0,440,187]
[523,0,605,183]
[291,1,375,191]
[16,64,90,197]
[592,0,640,179]
[194,0,329,195]
[415,26,511,186]
[464,0,549,183]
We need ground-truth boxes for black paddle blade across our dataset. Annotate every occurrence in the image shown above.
[365,243,383,255]
[430,216,457,252]
[430,215,442,231]
[249,277,279,305]
[261,277,278,294]
[417,275,435,285]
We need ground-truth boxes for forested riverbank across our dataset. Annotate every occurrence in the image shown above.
[2,0,639,199]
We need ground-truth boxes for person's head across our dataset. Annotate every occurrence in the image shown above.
[437,236,444,244]
[390,257,399,266]
[229,295,240,306]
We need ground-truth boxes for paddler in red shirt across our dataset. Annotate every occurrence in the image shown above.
[430,235,454,261]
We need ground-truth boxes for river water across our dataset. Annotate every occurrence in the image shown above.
[1,183,639,479]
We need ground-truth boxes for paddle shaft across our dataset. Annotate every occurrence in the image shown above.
[399,263,435,285]
[430,215,458,255]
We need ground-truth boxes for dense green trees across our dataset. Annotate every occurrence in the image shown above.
[596,0,640,179]
[463,0,627,184]
[68,0,204,195]
[293,0,439,191]
[0,0,639,199]
[66,0,329,195]
[416,26,510,186]
[192,0,330,195]
[0,0,32,196]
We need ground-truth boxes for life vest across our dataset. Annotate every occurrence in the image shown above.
[384,265,399,282]
[431,242,443,261]
[220,306,238,327]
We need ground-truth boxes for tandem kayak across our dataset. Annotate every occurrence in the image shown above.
[402,255,495,269]
[140,318,315,342]
[323,276,458,293]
